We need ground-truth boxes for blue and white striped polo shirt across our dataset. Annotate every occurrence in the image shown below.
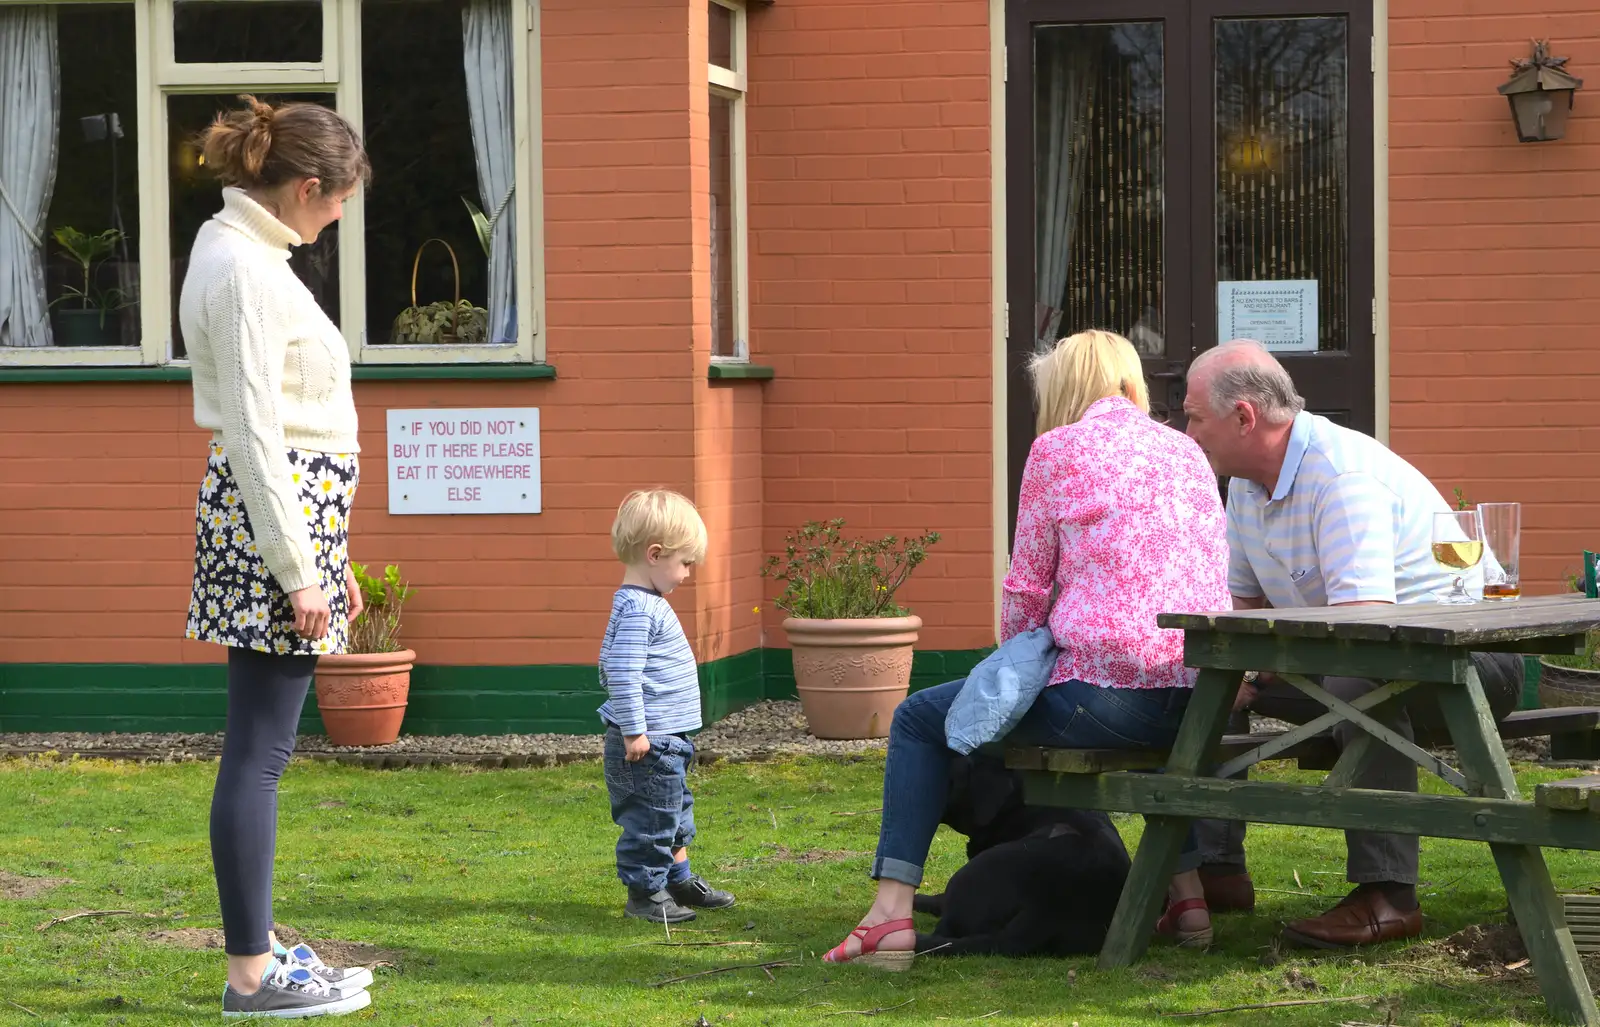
[597,586,703,736]
[1226,413,1455,608]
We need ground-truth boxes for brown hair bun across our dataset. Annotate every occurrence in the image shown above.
[198,94,370,195]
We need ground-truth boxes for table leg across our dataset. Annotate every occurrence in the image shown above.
[1436,668,1599,1027]
[1098,666,1239,969]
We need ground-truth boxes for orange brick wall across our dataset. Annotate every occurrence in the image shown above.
[1389,5,1600,594]
[746,0,996,650]
[0,0,768,668]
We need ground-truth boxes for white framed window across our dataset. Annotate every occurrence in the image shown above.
[708,0,747,363]
[0,0,545,369]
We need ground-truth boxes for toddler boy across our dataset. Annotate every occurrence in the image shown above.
[598,489,736,923]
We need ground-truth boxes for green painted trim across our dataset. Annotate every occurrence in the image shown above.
[707,363,775,380]
[0,366,191,383]
[352,363,556,381]
[0,647,992,736]
[0,363,556,384]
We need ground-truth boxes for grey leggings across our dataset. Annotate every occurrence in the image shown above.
[211,646,317,956]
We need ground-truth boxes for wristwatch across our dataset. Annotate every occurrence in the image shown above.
[1241,671,1261,685]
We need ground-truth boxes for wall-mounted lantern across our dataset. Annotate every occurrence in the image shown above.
[1498,40,1582,143]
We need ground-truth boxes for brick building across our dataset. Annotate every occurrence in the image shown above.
[1,0,1594,734]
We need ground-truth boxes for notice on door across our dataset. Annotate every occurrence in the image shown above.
[386,408,541,515]
[1217,280,1319,354]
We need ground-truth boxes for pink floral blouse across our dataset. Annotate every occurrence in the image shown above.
[1001,396,1231,690]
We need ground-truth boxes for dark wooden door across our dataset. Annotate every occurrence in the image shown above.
[1005,0,1375,542]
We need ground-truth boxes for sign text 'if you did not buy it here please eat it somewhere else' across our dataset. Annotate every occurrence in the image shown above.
[385,408,541,515]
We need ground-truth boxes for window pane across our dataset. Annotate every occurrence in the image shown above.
[167,93,340,361]
[1033,23,1164,356]
[174,1,322,64]
[363,0,515,346]
[1215,16,1348,352]
[710,92,737,359]
[0,5,141,350]
[709,1,734,71]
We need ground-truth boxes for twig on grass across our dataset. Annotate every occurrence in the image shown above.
[5,999,41,1018]
[1160,995,1379,1018]
[821,999,915,1017]
[1257,888,1315,896]
[649,959,796,988]
[831,808,883,817]
[971,1011,1003,1020]
[621,940,762,949]
[34,910,137,932]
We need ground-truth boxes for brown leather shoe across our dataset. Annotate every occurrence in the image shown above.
[1199,869,1255,913]
[1281,890,1423,949]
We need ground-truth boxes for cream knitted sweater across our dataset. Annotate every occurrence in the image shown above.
[180,187,360,595]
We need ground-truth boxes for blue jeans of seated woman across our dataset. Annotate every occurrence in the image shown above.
[871,677,1201,887]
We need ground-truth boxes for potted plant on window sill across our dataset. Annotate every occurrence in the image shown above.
[49,226,129,347]
[315,563,416,747]
[762,520,940,740]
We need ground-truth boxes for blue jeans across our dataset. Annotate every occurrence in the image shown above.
[871,678,1201,887]
[604,727,697,894]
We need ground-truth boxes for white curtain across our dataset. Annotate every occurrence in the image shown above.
[463,0,516,345]
[0,6,60,348]
[1033,34,1096,353]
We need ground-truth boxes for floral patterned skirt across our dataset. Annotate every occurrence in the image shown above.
[184,442,360,656]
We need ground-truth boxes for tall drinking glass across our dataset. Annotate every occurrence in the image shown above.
[1432,509,1485,605]
[1479,502,1522,601]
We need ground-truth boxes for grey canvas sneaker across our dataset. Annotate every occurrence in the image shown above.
[277,942,376,992]
[624,888,697,924]
[221,963,371,1019]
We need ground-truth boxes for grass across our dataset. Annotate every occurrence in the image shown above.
[0,754,1596,1026]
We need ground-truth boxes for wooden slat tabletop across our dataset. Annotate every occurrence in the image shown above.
[1157,594,1600,646]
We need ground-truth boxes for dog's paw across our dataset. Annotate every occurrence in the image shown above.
[912,893,945,917]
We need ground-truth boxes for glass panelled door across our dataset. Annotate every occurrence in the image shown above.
[1199,4,1373,427]
[1006,0,1192,537]
[1006,0,1373,536]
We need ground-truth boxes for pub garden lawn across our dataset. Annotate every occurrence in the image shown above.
[1,754,1596,1026]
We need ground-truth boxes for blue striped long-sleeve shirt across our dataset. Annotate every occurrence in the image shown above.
[597,586,702,736]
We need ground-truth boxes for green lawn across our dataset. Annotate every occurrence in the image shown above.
[0,754,1595,1026]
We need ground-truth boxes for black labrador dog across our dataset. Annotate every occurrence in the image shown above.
[912,750,1131,957]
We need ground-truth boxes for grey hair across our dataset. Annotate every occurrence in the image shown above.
[1200,340,1305,424]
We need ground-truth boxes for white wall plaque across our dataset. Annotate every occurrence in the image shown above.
[1217,280,1319,354]
[386,408,541,515]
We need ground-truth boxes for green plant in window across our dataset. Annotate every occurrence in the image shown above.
[462,196,493,258]
[761,519,940,619]
[49,226,129,327]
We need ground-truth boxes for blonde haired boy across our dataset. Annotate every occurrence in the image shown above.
[598,489,735,923]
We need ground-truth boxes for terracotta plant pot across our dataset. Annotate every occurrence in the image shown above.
[784,616,921,740]
[314,649,415,746]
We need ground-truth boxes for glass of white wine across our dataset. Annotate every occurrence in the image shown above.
[1432,509,1485,605]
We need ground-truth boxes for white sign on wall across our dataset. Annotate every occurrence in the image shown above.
[385,408,541,515]
[1217,280,1320,354]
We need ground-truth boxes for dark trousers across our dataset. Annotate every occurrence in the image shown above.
[1195,651,1524,884]
[211,647,317,956]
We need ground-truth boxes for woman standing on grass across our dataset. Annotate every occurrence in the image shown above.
[822,330,1234,969]
[180,94,376,1019]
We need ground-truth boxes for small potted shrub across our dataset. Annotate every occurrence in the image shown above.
[315,563,416,746]
[49,227,129,347]
[762,520,939,740]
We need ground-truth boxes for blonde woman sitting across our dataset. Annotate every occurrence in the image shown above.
[822,330,1233,969]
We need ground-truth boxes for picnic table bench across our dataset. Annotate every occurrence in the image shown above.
[1006,594,1600,1026]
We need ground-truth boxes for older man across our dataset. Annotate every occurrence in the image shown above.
[1181,339,1523,949]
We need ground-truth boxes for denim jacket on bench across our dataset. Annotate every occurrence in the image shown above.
[944,626,1058,755]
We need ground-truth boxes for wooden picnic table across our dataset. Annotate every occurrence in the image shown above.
[1008,594,1600,1026]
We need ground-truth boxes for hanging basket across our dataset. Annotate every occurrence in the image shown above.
[389,238,489,345]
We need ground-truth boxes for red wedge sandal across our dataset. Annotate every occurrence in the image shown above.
[822,918,916,971]
[1156,897,1213,949]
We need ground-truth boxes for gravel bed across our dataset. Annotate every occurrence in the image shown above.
[0,701,886,765]
[0,703,1573,768]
